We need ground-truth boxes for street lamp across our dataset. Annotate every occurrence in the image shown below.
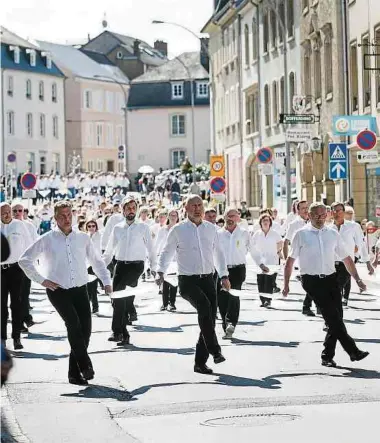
[93,74,129,173]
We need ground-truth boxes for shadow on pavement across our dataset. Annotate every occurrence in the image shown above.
[231,338,299,348]
[270,367,380,380]
[26,332,66,341]
[132,324,198,333]
[89,346,195,356]
[237,320,267,327]
[61,384,134,402]
[11,350,68,360]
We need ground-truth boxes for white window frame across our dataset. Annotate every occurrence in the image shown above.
[39,81,44,101]
[171,114,186,136]
[196,81,209,98]
[52,82,58,103]
[26,79,32,99]
[40,114,46,137]
[26,113,33,137]
[9,46,20,64]
[96,159,104,171]
[171,82,184,99]
[171,149,186,168]
[30,50,36,66]
[52,115,58,139]
[6,111,15,135]
[7,76,13,97]
[84,90,92,109]
[52,153,60,174]
[88,160,94,172]
[96,123,103,147]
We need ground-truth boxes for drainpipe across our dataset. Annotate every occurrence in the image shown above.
[237,13,244,205]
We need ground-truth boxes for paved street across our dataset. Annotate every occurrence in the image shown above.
[2,264,380,443]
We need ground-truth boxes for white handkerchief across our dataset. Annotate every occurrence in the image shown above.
[109,287,147,299]
[164,275,178,287]
[88,274,98,283]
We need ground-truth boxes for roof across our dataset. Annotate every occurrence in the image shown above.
[80,49,114,65]
[0,26,39,49]
[132,52,209,83]
[36,40,129,84]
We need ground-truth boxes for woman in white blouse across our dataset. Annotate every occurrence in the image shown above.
[156,209,180,311]
[251,214,283,308]
[85,220,102,314]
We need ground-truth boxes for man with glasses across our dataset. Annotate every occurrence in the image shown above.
[283,202,369,367]
[331,202,374,306]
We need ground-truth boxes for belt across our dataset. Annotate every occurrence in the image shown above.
[228,264,245,269]
[302,273,335,279]
[180,273,213,279]
[1,262,18,270]
[116,260,144,265]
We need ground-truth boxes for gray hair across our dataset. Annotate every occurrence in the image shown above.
[309,202,326,213]
[224,206,239,218]
[185,194,203,206]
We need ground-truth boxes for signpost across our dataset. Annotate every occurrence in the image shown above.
[356,129,377,151]
[357,151,379,163]
[256,147,273,164]
[279,114,316,124]
[209,177,226,194]
[329,143,348,180]
[118,145,125,160]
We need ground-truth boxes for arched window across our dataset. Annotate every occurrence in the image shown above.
[26,79,32,99]
[272,81,278,125]
[52,82,57,103]
[26,113,33,137]
[289,72,296,105]
[280,76,285,114]
[325,33,333,96]
[39,81,44,101]
[244,24,250,66]
[252,18,258,61]
[314,39,322,99]
[270,8,277,48]
[264,85,271,127]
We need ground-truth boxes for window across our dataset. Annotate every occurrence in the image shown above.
[350,42,359,111]
[26,79,32,99]
[84,122,94,147]
[245,91,259,135]
[196,81,209,98]
[289,72,296,105]
[361,34,371,107]
[304,43,312,100]
[287,0,294,38]
[314,39,322,99]
[270,9,277,49]
[39,154,46,175]
[88,160,94,172]
[278,1,285,44]
[52,82,57,103]
[7,76,13,97]
[375,28,380,105]
[96,123,103,146]
[97,159,104,172]
[325,32,333,96]
[263,11,269,53]
[10,46,20,64]
[106,91,114,112]
[53,153,60,173]
[252,18,258,61]
[6,111,15,135]
[39,114,45,137]
[280,76,285,114]
[171,114,186,136]
[26,113,33,137]
[264,84,270,127]
[52,115,58,138]
[116,125,123,146]
[272,81,278,125]
[244,24,250,66]
[105,123,114,147]
[30,50,36,66]
[84,90,92,108]
[171,82,184,99]
[118,162,124,173]
[26,152,35,173]
[172,150,186,168]
[39,81,44,101]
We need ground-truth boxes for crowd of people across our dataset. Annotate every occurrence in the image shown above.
[1,180,379,385]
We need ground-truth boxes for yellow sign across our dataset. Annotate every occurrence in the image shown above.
[210,155,225,177]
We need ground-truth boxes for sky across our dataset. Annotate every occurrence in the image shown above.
[2,0,214,57]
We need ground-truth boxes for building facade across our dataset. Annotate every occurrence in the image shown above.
[36,40,129,173]
[127,52,210,174]
[1,27,66,176]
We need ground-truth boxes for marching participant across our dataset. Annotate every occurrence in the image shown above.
[283,202,369,367]
[103,196,156,345]
[19,201,112,385]
[156,195,230,375]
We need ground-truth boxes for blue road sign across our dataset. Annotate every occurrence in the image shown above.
[256,147,273,164]
[329,143,347,180]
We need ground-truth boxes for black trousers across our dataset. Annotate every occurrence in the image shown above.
[87,267,99,312]
[335,262,351,300]
[1,264,23,340]
[162,281,177,307]
[47,285,92,379]
[112,261,144,336]
[217,265,245,331]
[20,272,33,324]
[301,273,359,360]
[178,274,221,365]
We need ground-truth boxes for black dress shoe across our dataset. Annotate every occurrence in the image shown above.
[108,333,123,342]
[350,350,369,362]
[213,353,226,364]
[321,359,337,367]
[117,336,130,346]
[194,364,213,374]
[302,309,316,317]
[13,339,23,350]
[69,377,88,386]
[160,305,167,311]
[129,313,138,322]
[81,367,94,380]
[25,319,35,328]
[20,327,29,333]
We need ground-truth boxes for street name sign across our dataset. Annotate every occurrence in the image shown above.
[329,143,347,180]
[280,114,315,124]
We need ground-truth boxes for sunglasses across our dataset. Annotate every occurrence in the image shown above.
[87,224,97,228]
[13,209,23,213]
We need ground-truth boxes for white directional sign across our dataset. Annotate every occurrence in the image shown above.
[357,151,379,164]
[258,164,274,175]
[285,128,312,143]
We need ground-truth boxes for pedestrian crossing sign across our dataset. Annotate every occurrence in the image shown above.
[329,143,348,180]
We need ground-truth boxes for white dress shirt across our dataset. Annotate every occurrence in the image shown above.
[290,224,349,276]
[19,227,111,289]
[217,226,252,266]
[157,219,228,277]
[251,228,282,266]
[24,220,39,245]
[1,219,31,264]
[101,213,124,250]
[330,221,369,262]
[285,216,309,242]
[102,220,156,269]
[89,231,102,256]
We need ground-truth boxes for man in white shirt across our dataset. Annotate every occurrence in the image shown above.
[283,200,315,317]
[112,187,125,205]
[1,203,31,350]
[331,202,374,306]
[204,208,217,225]
[19,201,112,385]
[156,195,230,375]
[217,208,252,339]
[150,210,168,245]
[103,197,156,345]
[283,202,369,367]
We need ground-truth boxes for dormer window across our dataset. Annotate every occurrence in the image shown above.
[9,45,20,64]
[171,82,184,99]
[26,49,36,66]
[41,51,52,69]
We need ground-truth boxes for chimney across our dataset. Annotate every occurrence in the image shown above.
[154,40,168,57]
[200,37,209,73]
[133,39,140,56]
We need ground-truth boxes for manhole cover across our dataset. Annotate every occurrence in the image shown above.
[202,413,300,427]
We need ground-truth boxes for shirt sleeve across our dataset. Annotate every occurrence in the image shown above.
[213,228,228,278]
[157,227,178,274]
[102,226,117,266]
[285,223,294,242]
[86,237,112,286]
[144,225,157,271]
[335,232,350,261]
[249,232,262,266]
[289,231,301,259]
[354,224,369,262]
[101,217,115,250]
[18,236,46,285]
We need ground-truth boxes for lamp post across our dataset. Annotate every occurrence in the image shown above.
[93,74,129,173]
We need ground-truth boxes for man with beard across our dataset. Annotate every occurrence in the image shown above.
[103,197,156,345]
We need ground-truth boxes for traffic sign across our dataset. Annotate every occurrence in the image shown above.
[210,155,225,177]
[21,172,37,190]
[329,143,347,180]
[256,147,273,164]
[357,151,379,163]
[7,152,16,163]
[356,129,377,151]
[258,164,274,175]
[279,114,316,124]
[209,177,226,194]
[22,189,37,199]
